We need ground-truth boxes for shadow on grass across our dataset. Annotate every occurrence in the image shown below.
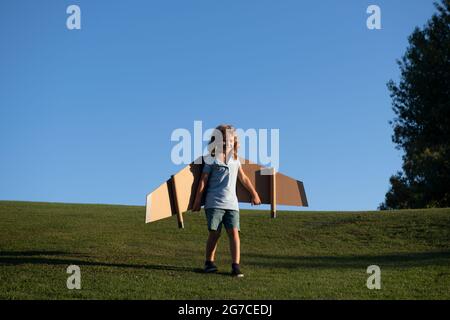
[0,250,230,276]
[244,251,450,269]
[3,250,448,272]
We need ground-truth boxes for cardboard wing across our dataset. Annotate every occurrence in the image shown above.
[145,158,308,228]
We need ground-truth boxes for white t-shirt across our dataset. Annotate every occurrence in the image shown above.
[202,154,241,211]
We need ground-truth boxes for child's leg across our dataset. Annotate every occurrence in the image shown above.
[226,228,240,264]
[205,230,221,262]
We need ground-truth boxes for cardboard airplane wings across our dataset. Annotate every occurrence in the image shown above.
[145,157,308,228]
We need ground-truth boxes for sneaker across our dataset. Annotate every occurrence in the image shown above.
[204,261,218,273]
[231,263,244,278]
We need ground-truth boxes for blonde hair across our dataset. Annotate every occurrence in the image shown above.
[208,124,239,160]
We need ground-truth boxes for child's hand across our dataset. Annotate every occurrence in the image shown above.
[251,193,261,205]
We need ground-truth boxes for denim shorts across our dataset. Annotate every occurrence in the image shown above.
[205,208,240,232]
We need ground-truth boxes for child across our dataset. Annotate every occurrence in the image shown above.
[192,124,261,277]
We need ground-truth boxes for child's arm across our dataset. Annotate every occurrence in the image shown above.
[192,173,209,211]
[238,167,262,205]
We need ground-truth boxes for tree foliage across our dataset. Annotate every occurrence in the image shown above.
[380,0,450,209]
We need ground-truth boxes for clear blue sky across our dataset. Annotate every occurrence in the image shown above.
[0,1,437,211]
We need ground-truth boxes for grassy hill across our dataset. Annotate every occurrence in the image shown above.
[0,201,449,299]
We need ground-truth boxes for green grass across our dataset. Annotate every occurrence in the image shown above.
[0,201,449,299]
